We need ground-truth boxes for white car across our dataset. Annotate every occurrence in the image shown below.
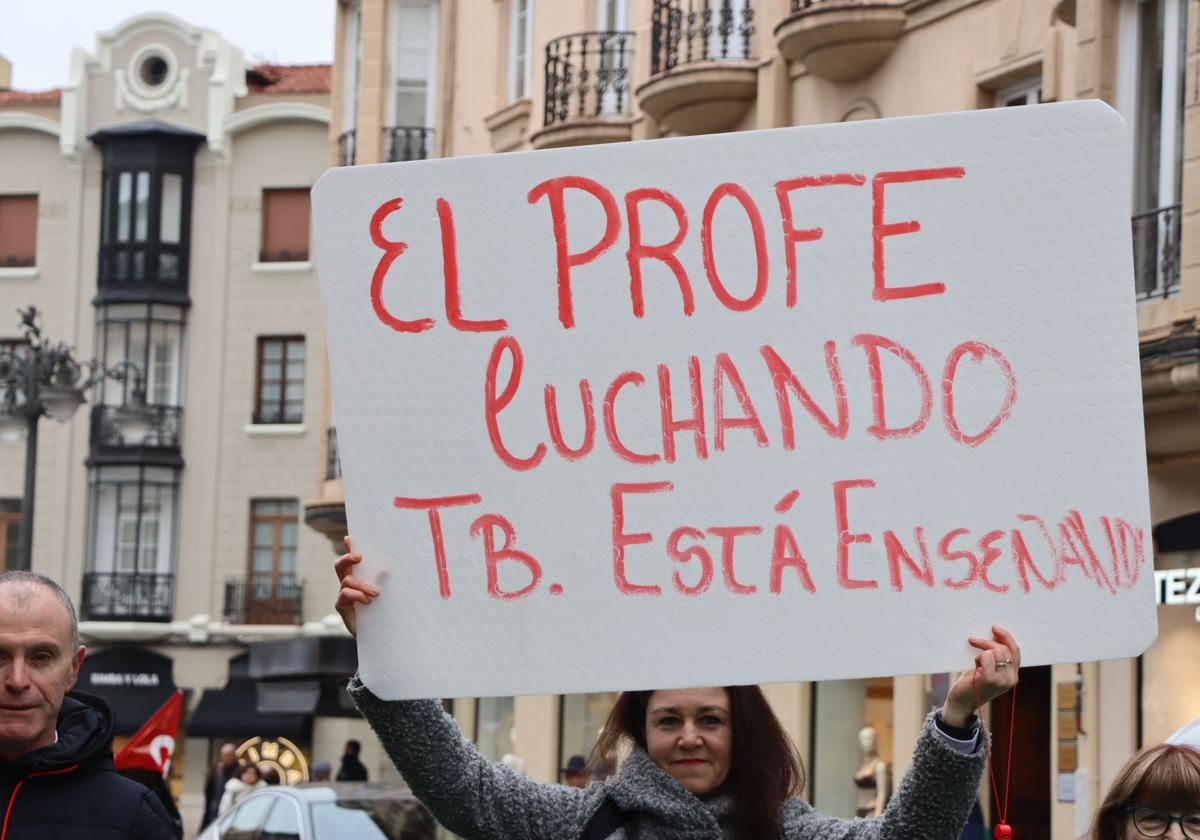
[200,782,437,840]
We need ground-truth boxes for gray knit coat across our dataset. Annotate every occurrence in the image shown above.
[349,677,986,840]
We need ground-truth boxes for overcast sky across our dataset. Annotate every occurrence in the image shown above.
[2,1,335,91]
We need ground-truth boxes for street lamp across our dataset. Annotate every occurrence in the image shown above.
[0,306,155,571]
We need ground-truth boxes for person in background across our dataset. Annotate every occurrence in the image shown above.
[561,755,590,788]
[219,763,266,814]
[336,738,369,781]
[0,570,174,839]
[310,760,332,782]
[1088,742,1200,840]
[201,743,240,829]
[259,765,281,786]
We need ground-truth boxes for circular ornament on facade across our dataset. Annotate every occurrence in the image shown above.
[236,735,311,785]
[127,43,179,101]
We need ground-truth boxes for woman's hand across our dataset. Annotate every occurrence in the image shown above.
[335,536,380,637]
[941,625,1021,727]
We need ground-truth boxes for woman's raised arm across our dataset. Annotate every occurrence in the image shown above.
[334,537,601,840]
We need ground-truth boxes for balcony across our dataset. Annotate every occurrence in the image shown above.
[88,404,183,468]
[223,575,304,625]
[775,0,906,83]
[81,572,174,622]
[531,31,635,150]
[386,127,435,162]
[1133,204,1182,300]
[636,0,758,136]
[326,426,341,480]
[338,129,356,166]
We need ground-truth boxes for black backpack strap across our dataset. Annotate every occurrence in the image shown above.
[581,798,631,840]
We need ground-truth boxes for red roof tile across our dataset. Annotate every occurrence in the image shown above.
[246,64,331,95]
[0,88,61,106]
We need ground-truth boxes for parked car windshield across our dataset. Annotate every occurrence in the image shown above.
[309,798,436,840]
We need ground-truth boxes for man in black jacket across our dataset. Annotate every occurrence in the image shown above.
[0,571,174,839]
[335,738,369,781]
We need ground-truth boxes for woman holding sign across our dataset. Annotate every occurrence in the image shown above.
[335,539,1019,840]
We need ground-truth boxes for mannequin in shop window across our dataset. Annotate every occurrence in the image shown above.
[854,726,890,818]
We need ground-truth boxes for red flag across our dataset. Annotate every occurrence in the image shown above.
[114,690,183,777]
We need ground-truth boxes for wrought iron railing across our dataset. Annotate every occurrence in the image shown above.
[326,426,342,480]
[338,130,357,166]
[650,0,755,75]
[81,572,174,622]
[89,404,183,450]
[0,255,35,268]
[544,31,635,127]
[223,575,304,625]
[386,127,435,162]
[1132,204,1181,299]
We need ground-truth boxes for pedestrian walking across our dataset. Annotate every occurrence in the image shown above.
[310,760,332,782]
[336,738,369,781]
[1088,742,1200,840]
[335,539,1021,840]
[562,755,590,789]
[201,743,240,829]
[219,763,266,814]
[0,571,174,839]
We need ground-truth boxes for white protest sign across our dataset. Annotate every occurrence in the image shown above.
[314,100,1156,700]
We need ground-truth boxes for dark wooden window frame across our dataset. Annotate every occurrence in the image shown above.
[254,335,305,424]
[247,499,299,587]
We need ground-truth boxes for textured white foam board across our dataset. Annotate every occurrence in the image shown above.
[313,100,1156,700]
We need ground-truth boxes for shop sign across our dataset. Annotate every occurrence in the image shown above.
[315,100,1155,699]
[87,671,162,688]
[1155,568,1200,621]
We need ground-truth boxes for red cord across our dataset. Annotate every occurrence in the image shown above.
[973,666,1018,829]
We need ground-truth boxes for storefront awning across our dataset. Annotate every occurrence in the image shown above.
[76,646,179,735]
[188,677,309,740]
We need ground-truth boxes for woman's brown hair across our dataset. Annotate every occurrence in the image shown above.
[1089,744,1200,840]
[593,686,806,840]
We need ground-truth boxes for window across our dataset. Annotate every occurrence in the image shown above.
[219,793,275,840]
[255,337,305,424]
[0,339,26,407]
[83,464,178,621]
[244,499,300,624]
[1120,0,1187,297]
[475,697,515,761]
[87,467,177,577]
[509,0,532,101]
[249,500,299,590]
[92,123,199,296]
[117,500,160,573]
[996,78,1043,107]
[0,195,37,268]
[811,678,893,819]
[259,798,302,840]
[560,692,620,780]
[389,0,437,129]
[260,189,311,263]
[0,500,20,572]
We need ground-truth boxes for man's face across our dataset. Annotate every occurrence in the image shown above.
[220,745,237,768]
[0,584,85,761]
